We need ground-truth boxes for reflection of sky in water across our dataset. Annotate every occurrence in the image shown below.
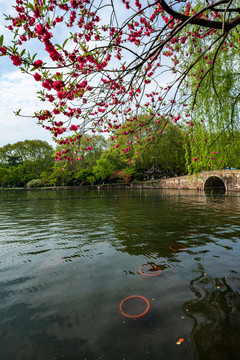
[0,189,239,360]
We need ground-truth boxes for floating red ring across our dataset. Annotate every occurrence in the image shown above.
[119,295,150,318]
[169,244,188,252]
[139,264,162,277]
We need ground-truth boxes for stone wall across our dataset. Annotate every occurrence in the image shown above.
[141,170,240,192]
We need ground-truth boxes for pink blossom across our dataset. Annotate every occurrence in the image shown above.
[69,124,78,131]
[34,6,41,18]
[0,47,7,55]
[57,91,66,99]
[33,59,43,68]
[52,80,65,91]
[11,54,22,66]
[35,24,45,36]
[42,79,53,90]
[34,73,42,81]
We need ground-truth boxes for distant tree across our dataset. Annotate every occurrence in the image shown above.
[108,115,186,175]
[0,140,54,186]
[135,122,186,176]
[54,135,107,167]
[0,167,9,187]
[93,158,114,183]
[7,156,23,167]
[75,168,94,184]
[0,140,53,165]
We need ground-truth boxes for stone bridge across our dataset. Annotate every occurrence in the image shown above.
[142,170,240,192]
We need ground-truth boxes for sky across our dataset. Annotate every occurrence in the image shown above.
[0,1,56,148]
[0,1,173,148]
[0,1,126,148]
[0,59,55,147]
[0,1,131,148]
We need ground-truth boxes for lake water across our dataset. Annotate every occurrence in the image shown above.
[0,189,239,360]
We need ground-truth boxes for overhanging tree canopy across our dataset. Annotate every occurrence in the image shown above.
[1,0,240,167]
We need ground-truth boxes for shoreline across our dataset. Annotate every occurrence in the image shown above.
[1,169,240,192]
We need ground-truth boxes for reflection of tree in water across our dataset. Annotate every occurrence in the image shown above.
[184,264,240,360]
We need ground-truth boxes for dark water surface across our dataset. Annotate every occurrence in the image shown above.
[0,189,239,360]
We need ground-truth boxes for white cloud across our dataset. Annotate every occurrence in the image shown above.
[0,1,16,42]
[0,2,54,147]
[0,70,55,147]
[0,0,177,148]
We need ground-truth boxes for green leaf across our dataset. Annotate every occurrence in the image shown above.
[13,109,21,116]
[25,3,35,11]
[55,44,62,50]
[62,38,69,49]
[0,35,3,47]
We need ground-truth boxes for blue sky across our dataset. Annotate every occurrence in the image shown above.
[0,1,55,147]
[0,1,174,148]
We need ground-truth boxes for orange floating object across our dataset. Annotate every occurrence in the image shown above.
[119,295,150,318]
[169,244,188,252]
[139,264,162,277]
[178,338,184,343]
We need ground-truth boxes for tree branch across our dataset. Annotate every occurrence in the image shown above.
[159,0,240,31]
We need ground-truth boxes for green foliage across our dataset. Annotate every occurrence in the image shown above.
[86,175,96,185]
[136,123,186,176]
[48,167,76,186]
[0,126,239,188]
[55,135,107,169]
[93,158,114,182]
[7,156,23,167]
[75,169,94,184]
[107,117,187,176]
[26,178,42,188]
[0,140,54,187]
[0,167,9,187]
[177,18,240,172]
[0,140,54,164]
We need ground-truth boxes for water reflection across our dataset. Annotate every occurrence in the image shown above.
[184,265,240,359]
[0,189,239,359]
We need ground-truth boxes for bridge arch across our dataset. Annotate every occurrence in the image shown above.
[203,175,226,192]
